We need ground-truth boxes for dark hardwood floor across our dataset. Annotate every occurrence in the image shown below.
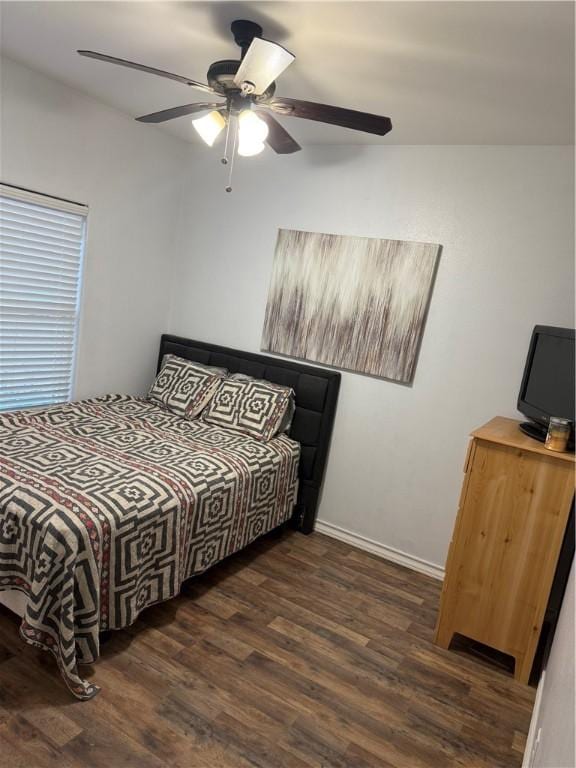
[0,530,535,767]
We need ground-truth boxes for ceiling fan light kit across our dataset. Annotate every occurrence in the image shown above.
[78,19,392,191]
[192,110,226,146]
[237,109,269,156]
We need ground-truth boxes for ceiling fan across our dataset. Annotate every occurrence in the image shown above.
[78,20,393,191]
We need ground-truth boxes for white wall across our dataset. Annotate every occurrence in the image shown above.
[1,56,188,398]
[168,144,574,569]
[524,565,575,768]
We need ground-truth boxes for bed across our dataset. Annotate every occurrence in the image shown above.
[0,335,340,699]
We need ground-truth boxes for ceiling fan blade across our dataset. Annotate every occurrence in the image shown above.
[77,50,216,95]
[255,111,301,154]
[136,102,224,124]
[267,97,392,136]
[233,38,295,95]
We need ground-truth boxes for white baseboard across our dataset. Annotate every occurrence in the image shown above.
[314,519,445,581]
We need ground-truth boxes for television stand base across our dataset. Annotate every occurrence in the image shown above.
[519,421,547,443]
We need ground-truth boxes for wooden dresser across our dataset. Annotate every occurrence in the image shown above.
[435,417,575,683]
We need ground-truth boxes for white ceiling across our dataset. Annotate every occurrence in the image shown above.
[1,1,573,146]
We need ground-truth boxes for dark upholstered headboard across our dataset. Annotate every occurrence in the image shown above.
[157,335,341,534]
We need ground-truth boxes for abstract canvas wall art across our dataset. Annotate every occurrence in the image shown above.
[261,229,441,384]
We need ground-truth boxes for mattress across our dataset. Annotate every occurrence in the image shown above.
[0,394,299,699]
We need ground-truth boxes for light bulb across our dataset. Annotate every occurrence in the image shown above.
[237,110,268,157]
[238,110,269,143]
[192,111,226,146]
[238,139,266,157]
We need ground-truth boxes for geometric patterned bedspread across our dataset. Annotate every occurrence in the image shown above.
[0,395,299,699]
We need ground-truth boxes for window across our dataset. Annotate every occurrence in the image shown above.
[0,184,87,411]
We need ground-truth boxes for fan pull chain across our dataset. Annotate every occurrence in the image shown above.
[225,117,238,193]
[221,104,232,166]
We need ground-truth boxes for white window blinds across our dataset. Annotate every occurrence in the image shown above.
[0,184,87,411]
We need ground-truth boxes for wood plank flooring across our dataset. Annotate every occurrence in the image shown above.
[0,530,535,767]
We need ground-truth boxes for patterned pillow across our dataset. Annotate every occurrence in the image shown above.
[229,373,295,435]
[148,355,227,419]
[203,376,294,441]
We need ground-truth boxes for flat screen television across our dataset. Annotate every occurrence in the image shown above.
[517,325,575,443]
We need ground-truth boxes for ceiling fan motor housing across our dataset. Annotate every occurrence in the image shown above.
[207,21,274,101]
[206,59,275,101]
